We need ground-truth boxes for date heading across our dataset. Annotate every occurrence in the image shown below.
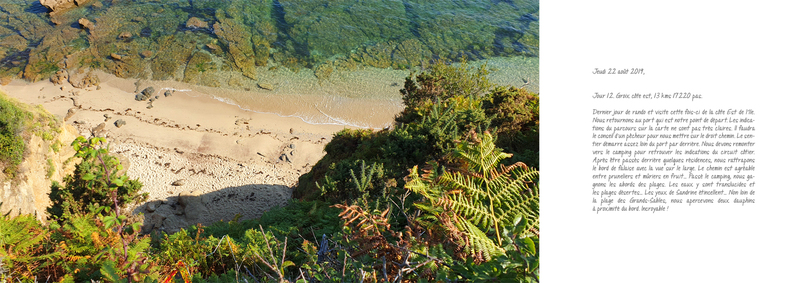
[593,68,644,75]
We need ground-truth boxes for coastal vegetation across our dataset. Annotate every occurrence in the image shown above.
[0,60,539,282]
[0,92,62,180]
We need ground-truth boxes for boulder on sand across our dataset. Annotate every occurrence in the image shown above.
[135,86,156,101]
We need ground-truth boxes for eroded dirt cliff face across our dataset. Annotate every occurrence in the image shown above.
[0,124,78,222]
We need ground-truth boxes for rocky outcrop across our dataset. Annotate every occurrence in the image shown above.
[40,0,93,14]
[0,123,79,222]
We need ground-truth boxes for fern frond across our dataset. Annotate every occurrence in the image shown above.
[438,171,488,199]
[439,194,495,232]
[452,216,502,261]
[405,130,540,261]
[497,193,539,230]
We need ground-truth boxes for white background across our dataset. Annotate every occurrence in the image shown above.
[542,1,800,282]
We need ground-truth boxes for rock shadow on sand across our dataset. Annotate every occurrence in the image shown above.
[136,184,292,234]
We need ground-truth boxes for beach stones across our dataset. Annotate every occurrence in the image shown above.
[114,119,126,127]
[178,191,208,223]
[69,72,99,89]
[142,86,155,97]
[151,213,166,228]
[171,179,186,186]
[50,70,68,85]
[64,108,77,121]
[91,122,105,135]
[146,201,159,212]
[135,86,155,101]
[164,90,172,97]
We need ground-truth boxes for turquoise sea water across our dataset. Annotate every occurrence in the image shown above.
[0,0,538,127]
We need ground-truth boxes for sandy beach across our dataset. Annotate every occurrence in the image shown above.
[0,71,366,232]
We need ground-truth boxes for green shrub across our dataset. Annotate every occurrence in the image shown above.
[48,137,147,220]
[0,94,29,179]
[484,86,540,168]
[0,92,63,180]
[397,58,491,124]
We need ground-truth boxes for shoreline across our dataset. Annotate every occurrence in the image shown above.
[0,73,364,232]
[0,55,538,232]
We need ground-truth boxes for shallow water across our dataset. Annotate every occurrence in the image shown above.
[0,0,538,128]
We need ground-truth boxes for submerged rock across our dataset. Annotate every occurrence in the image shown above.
[186,17,209,29]
[257,82,274,91]
[213,15,257,79]
[78,18,95,31]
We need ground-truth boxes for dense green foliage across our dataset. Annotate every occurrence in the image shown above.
[0,95,26,179]
[48,137,147,220]
[1,137,154,282]
[296,60,539,202]
[0,92,62,179]
[0,63,539,282]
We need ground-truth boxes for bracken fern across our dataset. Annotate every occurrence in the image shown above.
[406,131,539,261]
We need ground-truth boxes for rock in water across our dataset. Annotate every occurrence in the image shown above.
[40,0,82,14]
[257,82,274,91]
[78,18,95,31]
[186,17,209,29]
